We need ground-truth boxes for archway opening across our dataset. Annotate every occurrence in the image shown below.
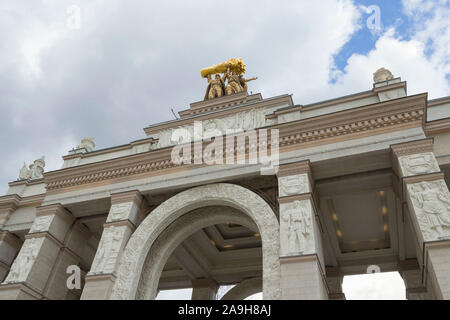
[152,213,263,300]
[342,271,406,300]
[111,183,280,300]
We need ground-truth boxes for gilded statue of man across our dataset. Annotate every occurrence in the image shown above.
[204,74,225,100]
[224,67,258,95]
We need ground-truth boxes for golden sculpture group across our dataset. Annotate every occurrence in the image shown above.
[201,58,258,100]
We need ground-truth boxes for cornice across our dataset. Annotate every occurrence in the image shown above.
[110,190,143,206]
[8,178,44,187]
[391,138,434,157]
[0,194,20,212]
[427,96,450,107]
[35,203,73,222]
[0,193,44,212]
[300,90,375,111]
[372,81,407,94]
[62,137,158,161]
[43,93,427,193]
[276,161,311,178]
[425,117,450,136]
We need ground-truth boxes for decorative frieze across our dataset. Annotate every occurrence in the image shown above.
[153,107,277,149]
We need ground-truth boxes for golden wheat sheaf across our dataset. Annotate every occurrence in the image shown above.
[200,58,246,78]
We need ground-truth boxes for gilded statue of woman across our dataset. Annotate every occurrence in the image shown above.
[204,74,225,100]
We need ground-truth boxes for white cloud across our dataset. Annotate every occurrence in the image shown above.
[324,0,450,102]
[343,272,406,300]
[0,0,362,194]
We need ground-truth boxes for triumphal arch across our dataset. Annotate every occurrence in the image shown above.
[1,60,450,300]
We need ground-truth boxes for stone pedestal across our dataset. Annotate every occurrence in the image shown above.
[399,260,433,300]
[277,161,327,300]
[81,190,144,300]
[280,255,327,299]
[326,267,345,300]
[191,278,218,300]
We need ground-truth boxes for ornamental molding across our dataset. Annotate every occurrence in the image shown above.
[44,94,427,193]
[425,118,450,135]
[391,138,434,157]
[110,190,143,206]
[276,160,311,178]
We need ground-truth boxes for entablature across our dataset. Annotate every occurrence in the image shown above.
[43,93,427,195]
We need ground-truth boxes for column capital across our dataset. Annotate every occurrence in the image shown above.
[36,203,72,220]
[110,190,143,207]
[391,138,434,157]
[107,190,146,226]
[276,160,311,178]
[391,139,440,179]
[0,194,20,213]
[32,204,74,243]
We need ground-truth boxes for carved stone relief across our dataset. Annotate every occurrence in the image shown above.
[153,107,278,149]
[3,237,43,283]
[407,180,450,241]
[107,202,134,223]
[280,200,314,256]
[89,226,125,274]
[399,152,440,177]
[29,215,54,233]
[278,174,309,197]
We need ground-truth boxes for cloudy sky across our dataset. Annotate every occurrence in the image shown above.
[1,0,449,299]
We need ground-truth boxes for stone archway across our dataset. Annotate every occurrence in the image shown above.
[136,206,257,299]
[110,183,280,300]
[221,277,262,300]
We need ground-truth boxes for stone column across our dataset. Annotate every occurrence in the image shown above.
[392,138,450,299]
[399,259,433,300]
[326,267,346,300]
[81,190,145,300]
[0,204,75,299]
[0,231,22,282]
[191,278,218,300]
[277,161,327,300]
[44,221,91,300]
